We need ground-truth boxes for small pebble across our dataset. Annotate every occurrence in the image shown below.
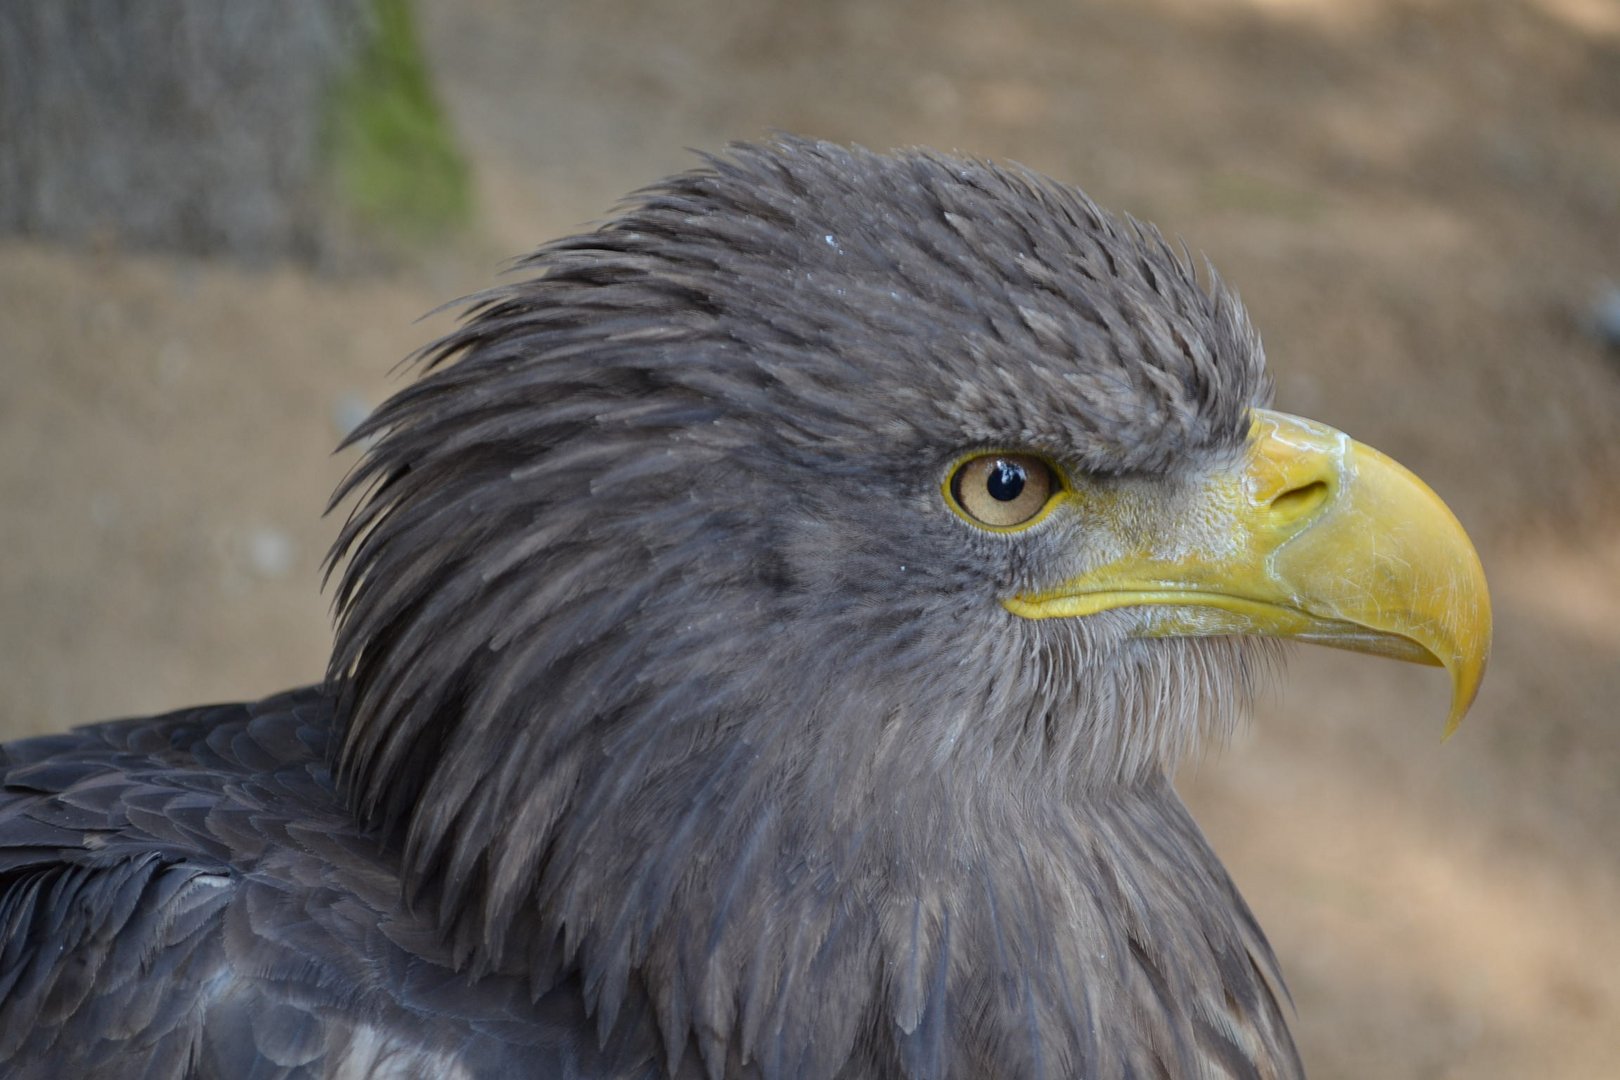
[1589,285,1620,351]
[88,494,121,529]
[332,394,374,441]
[246,528,295,580]
[157,340,190,386]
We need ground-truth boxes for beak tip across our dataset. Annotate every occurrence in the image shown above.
[1441,712,1464,742]
[1441,649,1489,741]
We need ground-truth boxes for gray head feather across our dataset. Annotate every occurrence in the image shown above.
[325,137,1290,1078]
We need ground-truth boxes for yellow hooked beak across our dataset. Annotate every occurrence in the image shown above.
[1004,409,1491,735]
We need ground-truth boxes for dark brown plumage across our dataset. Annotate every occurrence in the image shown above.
[0,138,1488,1079]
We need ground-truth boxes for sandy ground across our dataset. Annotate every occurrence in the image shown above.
[4,0,1619,1075]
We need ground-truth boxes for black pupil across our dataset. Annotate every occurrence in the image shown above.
[986,460,1027,502]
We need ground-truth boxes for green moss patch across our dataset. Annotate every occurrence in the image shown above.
[325,0,472,244]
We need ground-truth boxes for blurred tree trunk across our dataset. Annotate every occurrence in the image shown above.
[0,0,470,263]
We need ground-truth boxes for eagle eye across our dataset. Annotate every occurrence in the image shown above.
[948,453,1059,530]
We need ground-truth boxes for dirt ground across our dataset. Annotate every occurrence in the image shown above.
[4,0,1619,1075]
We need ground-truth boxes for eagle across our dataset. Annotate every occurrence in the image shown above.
[0,138,1489,1079]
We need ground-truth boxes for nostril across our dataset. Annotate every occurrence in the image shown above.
[1270,479,1330,520]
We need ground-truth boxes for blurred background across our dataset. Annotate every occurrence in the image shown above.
[2,0,1618,1075]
